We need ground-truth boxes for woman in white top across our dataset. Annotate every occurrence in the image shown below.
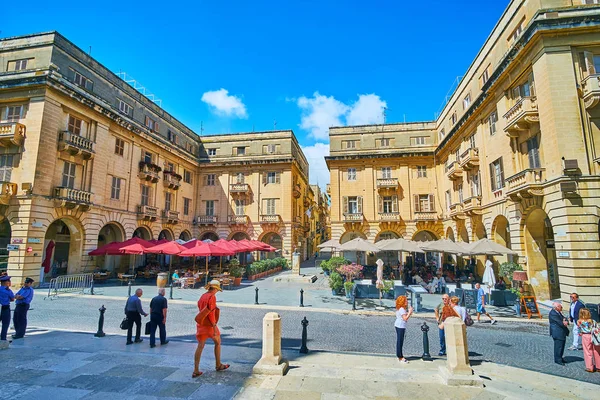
[451,296,467,321]
[394,295,414,363]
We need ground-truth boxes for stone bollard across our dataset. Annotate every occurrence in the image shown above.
[252,312,289,375]
[439,317,483,387]
[255,287,259,305]
[94,305,106,338]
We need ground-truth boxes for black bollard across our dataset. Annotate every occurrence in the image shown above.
[299,317,309,354]
[90,280,94,296]
[94,305,106,337]
[421,322,432,361]
[255,287,259,305]
[128,280,132,297]
[169,283,173,300]
[299,288,304,307]
[352,294,357,311]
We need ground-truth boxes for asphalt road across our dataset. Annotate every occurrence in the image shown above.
[23,295,598,384]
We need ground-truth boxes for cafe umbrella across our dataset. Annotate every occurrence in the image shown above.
[339,238,380,265]
[462,239,517,256]
[179,241,235,285]
[144,241,188,284]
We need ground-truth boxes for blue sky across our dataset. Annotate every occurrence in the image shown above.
[4,0,508,187]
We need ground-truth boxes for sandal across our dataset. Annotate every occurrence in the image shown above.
[192,371,203,378]
[216,363,230,371]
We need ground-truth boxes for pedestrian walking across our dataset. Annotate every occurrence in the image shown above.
[394,295,413,364]
[475,283,496,324]
[124,288,148,345]
[192,280,229,378]
[450,296,467,322]
[567,293,584,351]
[0,275,14,342]
[577,308,600,372]
[149,288,169,348]
[549,301,570,365]
[12,277,34,339]
[434,294,450,356]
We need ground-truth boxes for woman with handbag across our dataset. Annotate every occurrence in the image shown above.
[394,295,413,364]
[577,308,600,373]
[192,280,230,378]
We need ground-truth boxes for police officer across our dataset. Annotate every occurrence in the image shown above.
[0,275,15,342]
[13,277,34,339]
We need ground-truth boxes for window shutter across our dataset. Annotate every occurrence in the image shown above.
[429,194,435,212]
[145,116,149,127]
[583,51,596,75]
[413,194,420,213]
[499,157,505,188]
[357,196,363,214]
[489,163,496,191]
[378,195,383,213]
[275,172,281,184]
[203,175,207,186]
[154,122,159,132]
[167,131,172,141]
[342,196,348,215]
[262,172,268,183]
[392,195,398,213]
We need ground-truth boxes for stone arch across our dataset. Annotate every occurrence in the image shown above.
[374,230,400,266]
[374,230,400,242]
[472,218,487,241]
[179,230,192,241]
[201,231,219,241]
[229,231,250,241]
[491,215,511,249]
[458,225,469,243]
[340,230,368,264]
[133,226,153,240]
[0,219,11,272]
[95,222,126,273]
[43,216,86,277]
[260,232,283,259]
[446,227,456,242]
[412,230,438,242]
[378,220,406,238]
[158,229,174,241]
[414,221,444,240]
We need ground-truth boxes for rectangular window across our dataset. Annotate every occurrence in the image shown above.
[264,144,276,154]
[412,136,426,145]
[62,162,76,188]
[1,105,23,122]
[237,173,245,184]
[458,183,464,203]
[166,162,174,172]
[208,148,217,156]
[344,140,356,149]
[480,68,490,86]
[381,167,392,179]
[118,99,131,115]
[111,177,122,200]
[509,19,524,43]
[205,200,215,216]
[451,112,457,125]
[141,185,151,206]
[347,168,357,181]
[343,196,363,215]
[183,170,192,184]
[265,198,276,215]
[439,129,445,141]
[469,134,476,149]
[235,199,245,215]
[417,166,427,178]
[463,93,471,110]
[445,190,452,212]
[143,151,153,164]
[114,138,125,156]
[67,115,84,135]
[348,196,358,214]
[165,192,172,211]
[415,194,434,212]
[379,138,390,147]
[382,196,393,213]
[490,157,505,191]
[0,155,13,182]
[206,174,216,186]
[73,70,93,90]
[266,172,280,184]
[527,137,541,168]
[183,198,191,216]
[471,172,481,197]
[236,147,246,156]
[7,59,29,71]
[488,112,498,136]
[145,116,159,132]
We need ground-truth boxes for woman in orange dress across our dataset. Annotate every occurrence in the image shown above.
[192,280,230,378]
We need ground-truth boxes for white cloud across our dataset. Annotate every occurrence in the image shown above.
[346,94,387,126]
[301,142,330,190]
[201,88,248,118]
[297,92,349,140]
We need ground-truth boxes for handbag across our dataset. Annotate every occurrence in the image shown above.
[464,313,474,327]
[120,317,129,330]
[195,294,215,325]
[145,321,151,335]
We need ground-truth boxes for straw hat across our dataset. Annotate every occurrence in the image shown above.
[204,279,222,292]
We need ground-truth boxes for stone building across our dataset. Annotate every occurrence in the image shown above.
[0,32,311,285]
[326,0,600,302]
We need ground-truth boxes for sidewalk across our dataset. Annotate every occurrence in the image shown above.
[3,329,595,400]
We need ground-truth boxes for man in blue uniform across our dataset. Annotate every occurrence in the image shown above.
[13,277,34,339]
[0,275,15,342]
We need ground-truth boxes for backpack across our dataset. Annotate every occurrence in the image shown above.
[464,312,474,327]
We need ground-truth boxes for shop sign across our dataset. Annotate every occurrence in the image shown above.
[11,238,24,244]
[28,238,42,244]
[7,244,19,251]
[558,251,570,258]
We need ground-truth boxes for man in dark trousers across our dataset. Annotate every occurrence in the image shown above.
[549,301,570,365]
[124,288,148,345]
[0,275,14,342]
[13,277,34,339]
[149,288,169,348]
[567,293,584,351]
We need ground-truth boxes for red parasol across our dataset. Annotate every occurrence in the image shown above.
[236,239,260,251]
[88,237,153,256]
[180,241,235,284]
[145,241,187,255]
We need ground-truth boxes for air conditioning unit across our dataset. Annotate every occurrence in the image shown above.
[563,159,579,171]
[560,182,577,193]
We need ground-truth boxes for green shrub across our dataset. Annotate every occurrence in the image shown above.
[321,256,350,273]
[344,281,354,294]
[329,272,343,291]
[230,266,243,278]
[499,261,522,286]
[382,280,394,293]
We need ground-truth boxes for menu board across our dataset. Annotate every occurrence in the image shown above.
[463,290,478,310]
[521,296,541,319]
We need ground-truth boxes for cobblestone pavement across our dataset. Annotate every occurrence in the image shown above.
[19,295,598,384]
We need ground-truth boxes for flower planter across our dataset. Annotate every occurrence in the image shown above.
[233,277,242,286]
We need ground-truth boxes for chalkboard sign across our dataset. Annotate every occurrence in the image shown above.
[521,296,541,319]
[463,289,478,310]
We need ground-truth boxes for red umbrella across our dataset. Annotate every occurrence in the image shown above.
[145,241,187,255]
[88,237,153,256]
[148,239,169,245]
[88,241,119,256]
[180,241,235,284]
[250,240,276,252]
[213,239,238,252]
[117,243,147,255]
[236,239,259,251]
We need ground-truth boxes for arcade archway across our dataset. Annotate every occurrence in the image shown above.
[446,227,455,242]
[340,231,367,264]
[96,222,125,273]
[523,208,559,300]
[261,232,282,259]
[158,229,173,241]
[412,230,437,242]
[179,230,192,241]
[201,231,219,241]
[0,219,10,273]
[133,226,152,240]
[230,232,250,241]
[43,218,85,278]
[374,231,399,266]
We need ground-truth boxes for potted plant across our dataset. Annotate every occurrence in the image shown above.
[329,272,343,296]
[499,261,523,288]
[510,287,523,317]
[382,280,394,299]
[344,281,355,299]
[229,259,243,286]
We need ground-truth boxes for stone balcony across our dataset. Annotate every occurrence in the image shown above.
[0,122,25,147]
[459,148,479,170]
[377,178,399,189]
[163,172,181,190]
[0,181,17,205]
[379,212,401,221]
[137,205,159,221]
[293,184,302,198]
[230,183,250,194]
[462,196,483,215]
[162,210,179,224]
[445,161,463,180]
[505,168,545,201]
[343,213,363,223]
[228,215,250,225]
[54,187,92,211]
[260,214,283,225]
[414,211,438,221]
[582,74,600,110]
[58,131,95,159]
[138,162,160,183]
[196,215,217,225]
[503,97,539,137]
[449,203,466,220]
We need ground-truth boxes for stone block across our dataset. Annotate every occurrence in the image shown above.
[439,317,483,387]
[252,312,289,376]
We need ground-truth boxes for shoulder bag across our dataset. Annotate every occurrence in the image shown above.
[195,294,215,325]
[120,316,129,330]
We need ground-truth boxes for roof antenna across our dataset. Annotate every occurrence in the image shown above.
[200,121,204,136]
[274,119,277,130]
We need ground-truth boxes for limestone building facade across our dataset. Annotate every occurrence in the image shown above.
[327,0,600,302]
[0,32,312,285]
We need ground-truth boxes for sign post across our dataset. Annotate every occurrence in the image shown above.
[521,296,541,319]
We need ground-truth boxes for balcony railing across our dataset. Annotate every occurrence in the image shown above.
[505,168,545,200]
[445,161,463,180]
[459,148,479,170]
[582,74,600,110]
[414,211,437,221]
[343,213,363,222]
[260,214,282,224]
[58,131,95,159]
[230,183,250,193]
[0,122,25,147]
[137,205,159,221]
[449,203,465,220]
[196,215,217,225]
[54,187,93,210]
[228,215,249,224]
[138,163,160,183]
[162,210,179,224]
[379,212,400,221]
[377,178,399,188]
[163,172,182,190]
[503,97,539,136]
[462,196,483,215]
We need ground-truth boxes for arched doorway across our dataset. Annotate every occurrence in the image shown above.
[179,230,192,242]
[96,223,125,273]
[446,227,455,242]
[524,208,559,300]
[412,230,437,242]
[375,231,399,266]
[133,226,152,240]
[43,218,84,278]
[201,231,219,241]
[261,232,282,259]
[491,215,512,286]
[230,232,250,241]
[340,231,367,264]
[412,230,439,270]
[0,220,10,273]
[158,229,173,241]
